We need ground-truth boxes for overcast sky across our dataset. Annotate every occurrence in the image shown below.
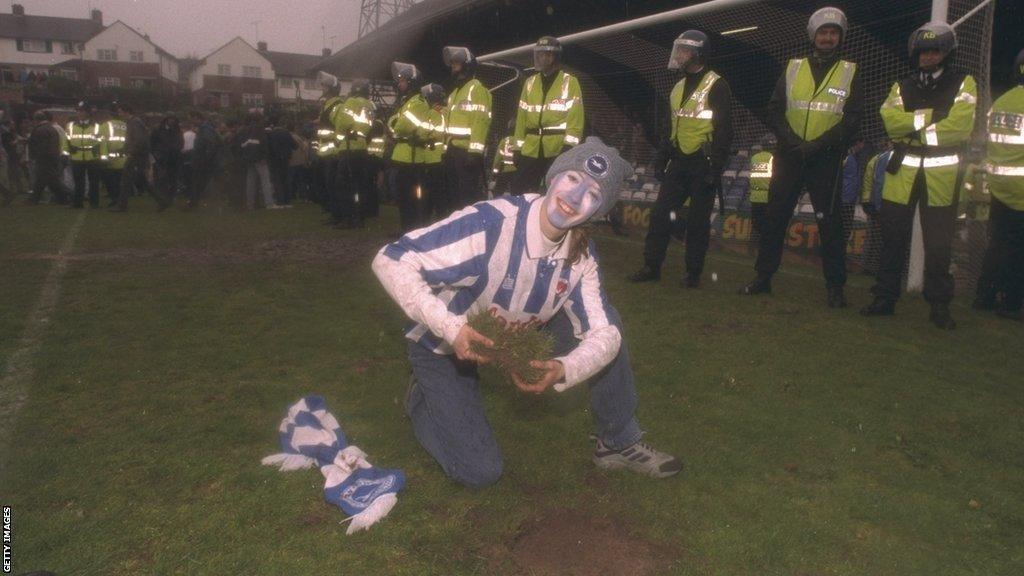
[16,0,363,58]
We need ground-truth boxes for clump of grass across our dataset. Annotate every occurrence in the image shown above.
[468,312,555,384]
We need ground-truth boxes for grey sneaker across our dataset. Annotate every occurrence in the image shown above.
[593,438,682,478]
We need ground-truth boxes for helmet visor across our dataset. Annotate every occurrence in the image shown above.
[668,39,700,70]
[391,62,418,82]
[442,46,472,67]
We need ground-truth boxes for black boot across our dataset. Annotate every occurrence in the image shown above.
[972,289,997,310]
[682,273,700,289]
[739,275,772,295]
[929,302,956,330]
[629,265,661,283]
[860,297,895,317]
[827,286,847,308]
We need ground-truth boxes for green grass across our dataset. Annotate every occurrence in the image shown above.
[1,201,1022,575]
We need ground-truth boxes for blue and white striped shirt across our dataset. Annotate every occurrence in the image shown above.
[372,194,621,390]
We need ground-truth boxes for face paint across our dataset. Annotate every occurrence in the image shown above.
[545,170,602,230]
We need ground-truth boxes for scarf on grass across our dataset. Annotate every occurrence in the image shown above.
[261,395,405,534]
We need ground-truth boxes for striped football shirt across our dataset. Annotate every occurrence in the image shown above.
[372,194,621,390]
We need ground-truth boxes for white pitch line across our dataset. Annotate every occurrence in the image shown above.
[0,211,86,468]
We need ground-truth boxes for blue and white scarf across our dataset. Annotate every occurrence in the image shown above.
[262,396,405,534]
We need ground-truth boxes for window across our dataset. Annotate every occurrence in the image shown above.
[303,78,319,90]
[61,42,75,55]
[242,93,263,107]
[58,68,78,81]
[241,66,261,78]
[129,78,154,90]
[217,64,231,76]
[1,69,14,84]
[98,76,121,88]
[279,76,292,88]
[18,39,50,53]
[97,49,118,61]
[220,93,230,107]
[129,51,144,63]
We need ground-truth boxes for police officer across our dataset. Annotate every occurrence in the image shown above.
[419,83,448,221]
[491,119,517,197]
[97,105,128,208]
[974,48,1024,321]
[512,36,584,195]
[443,46,492,212]
[387,61,431,231]
[314,72,346,214]
[366,120,387,219]
[748,135,775,245]
[740,7,863,306]
[113,103,169,212]
[66,102,103,208]
[630,30,733,287]
[861,22,978,329]
[331,78,375,228]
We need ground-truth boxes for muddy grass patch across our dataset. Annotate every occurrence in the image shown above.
[505,507,680,576]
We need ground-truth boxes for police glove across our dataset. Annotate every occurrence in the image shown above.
[464,151,484,171]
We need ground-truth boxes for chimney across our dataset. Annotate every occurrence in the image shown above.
[91,9,102,25]
[12,4,24,16]
[257,41,268,52]
[322,48,331,57]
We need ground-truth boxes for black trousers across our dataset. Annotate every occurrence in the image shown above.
[420,162,446,223]
[871,170,957,303]
[364,160,382,218]
[982,198,1024,311]
[116,157,167,210]
[443,146,484,212]
[71,161,101,207]
[511,154,555,196]
[319,157,339,213]
[190,161,214,207]
[392,162,427,233]
[642,155,716,276]
[268,158,290,205]
[98,167,122,205]
[30,160,69,204]
[755,150,846,288]
[332,151,368,221]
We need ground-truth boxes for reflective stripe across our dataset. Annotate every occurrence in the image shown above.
[677,109,714,120]
[447,126,472,136]
[544,99,578,112]
[317,129,333,136]
[923,124,939,146]
[955,79,977,104]
[913,112,927,131]
[519,101,543,113]
[403,109,429,129]
[469,142,485,152]
[986,163,1024,176]
[790,100,845,114]
[902,154,959,168]
[456,103,489,112]
[563,135,579,145]
[989,132,1024,145]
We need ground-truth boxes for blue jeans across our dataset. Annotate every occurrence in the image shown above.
[405,307,642,488]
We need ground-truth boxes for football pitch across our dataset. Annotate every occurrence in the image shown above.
[1,202,1021,575]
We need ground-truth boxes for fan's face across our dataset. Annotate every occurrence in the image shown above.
[545,170,602,230]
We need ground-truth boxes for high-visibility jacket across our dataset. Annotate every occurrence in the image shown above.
[670,71,721,154]
[368,136,386,159]
[332,96,375,153]
[514,70,584,159]
[446,78,492,154]
[880,74,977,206]
[55,123,70,159]
[492,136,516,175]
[419,106,447,165]
[99,119,128,170]
[985,85,1024,210]
[861,150,892,211]
[961,163,988,220]
[316,96,345,158]
[784,58,857,142]
[65,121,102,162]
[748,150,773,204]
[388,94,432,164]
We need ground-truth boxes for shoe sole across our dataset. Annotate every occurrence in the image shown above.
[592,456,682,479]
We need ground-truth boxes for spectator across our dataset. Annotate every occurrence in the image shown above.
[151,115,184,204]
[27,110,69,205]
[287,124,312,204]
[189,110,220,209]
[238,111,278,210]
[841,137,866,245]
[266,114,296,206]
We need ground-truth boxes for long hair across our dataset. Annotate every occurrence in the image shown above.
[567,225,592,265]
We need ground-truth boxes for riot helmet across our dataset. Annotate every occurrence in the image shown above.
[668,30,709,71]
